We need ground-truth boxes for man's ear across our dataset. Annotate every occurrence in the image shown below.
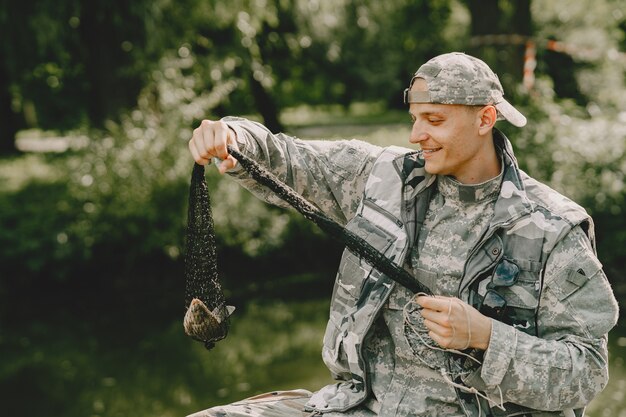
[477,105,497,135]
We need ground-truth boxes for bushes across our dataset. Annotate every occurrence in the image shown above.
[505,79,626,290]
[0,144,339,325]
[2,46,625,323]
[0,54,339,322]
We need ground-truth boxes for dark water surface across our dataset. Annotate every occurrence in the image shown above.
[1,299,624,417]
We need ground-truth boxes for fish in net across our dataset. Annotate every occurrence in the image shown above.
[183,163,235,350]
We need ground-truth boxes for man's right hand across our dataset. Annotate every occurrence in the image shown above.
[188,119,239,174]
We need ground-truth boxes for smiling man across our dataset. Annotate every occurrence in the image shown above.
[187,53,618,417]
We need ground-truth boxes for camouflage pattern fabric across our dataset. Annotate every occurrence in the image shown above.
[411,171,502,297]
[186,390,377,417]
[406,52,527,128]
[224,117,382,225]
[191,117,619,417]
[363,172,503,416]
[307,146,430,413]
[187,390,313,417]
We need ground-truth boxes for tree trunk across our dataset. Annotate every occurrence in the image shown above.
[467,0,501,37]
[508,0,532,82]
[79,4,109,128]
[78,1,143,129]
[0,62,20,155]
[465,0,532,88]
[249,74,284,133]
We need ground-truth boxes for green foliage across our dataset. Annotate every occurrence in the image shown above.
[0,54,340,321]
[1,2,626,416]
[0,55,195,294]
[2,0,458,147]
[504,0,626,282]
[0,0,153,130]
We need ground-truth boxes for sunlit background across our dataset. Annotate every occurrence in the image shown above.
[1,1,625,416]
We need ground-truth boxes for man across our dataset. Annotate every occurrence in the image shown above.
[187,52,618,417]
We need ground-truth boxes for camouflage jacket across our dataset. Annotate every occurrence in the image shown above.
[222,117,619,416]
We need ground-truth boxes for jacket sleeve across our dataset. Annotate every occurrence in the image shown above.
[221,116,383,225]
[464,225,619,411]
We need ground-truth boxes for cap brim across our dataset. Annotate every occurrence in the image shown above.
[495,99,527,127]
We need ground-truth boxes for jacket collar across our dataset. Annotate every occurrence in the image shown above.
[490,128,534,228]
[393,128,534,227]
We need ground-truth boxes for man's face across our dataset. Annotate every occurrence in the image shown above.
[408,79,492,184]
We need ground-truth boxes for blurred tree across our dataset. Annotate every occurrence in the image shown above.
[138,0,455,131]
[323,0,453,109]
[0,0,162,154]
[75,0,149,128]
[0,0,457,151]
[120,0,294,132]
[464,0,531,90]
[0,0,33,154]
[542,39,588,105]
[0,60,21,155]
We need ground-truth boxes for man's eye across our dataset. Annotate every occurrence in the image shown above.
[429,119,442,124]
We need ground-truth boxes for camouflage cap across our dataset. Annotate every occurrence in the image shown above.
[404,52,527,127]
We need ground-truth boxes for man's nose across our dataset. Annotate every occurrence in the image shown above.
[409,123,428,144]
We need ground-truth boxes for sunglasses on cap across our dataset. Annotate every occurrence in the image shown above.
[479,259,520,320]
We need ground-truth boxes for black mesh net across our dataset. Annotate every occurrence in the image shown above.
[227,147,432,296]
[183,164,233,350]
[182,148,432,350]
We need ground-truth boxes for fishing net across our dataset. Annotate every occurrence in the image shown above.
[183,164,234,350]
[182,147,432,350]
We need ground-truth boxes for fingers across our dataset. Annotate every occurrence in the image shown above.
[419,302,448,323]
[426,325,454,349]
[213,122,230,161]
[416,295,451,312]
[189,123,208,165]
[418,297,456,348]
[415,295,492,351]
[188,136,210,165]
[218,155,238,174]
[188,120,239,171]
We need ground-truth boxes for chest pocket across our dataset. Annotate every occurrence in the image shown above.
[478,258,542,335]
[334,214,396,302]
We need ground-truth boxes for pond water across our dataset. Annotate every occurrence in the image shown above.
[1,299,624,416]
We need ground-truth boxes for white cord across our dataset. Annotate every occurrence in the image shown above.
[403,297,480,364]
[460,301,472,350]
[439,368,506,411]
[402,296,506,412]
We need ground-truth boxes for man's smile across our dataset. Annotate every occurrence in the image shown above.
[420,147,442,157]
